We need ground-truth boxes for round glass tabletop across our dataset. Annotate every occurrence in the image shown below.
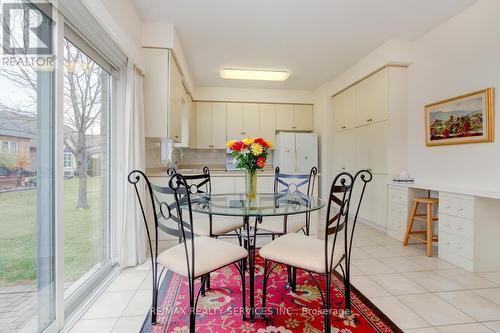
[183,192,325,217]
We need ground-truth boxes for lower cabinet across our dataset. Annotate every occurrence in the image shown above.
[385,186,500,272]
[356,174,388,228]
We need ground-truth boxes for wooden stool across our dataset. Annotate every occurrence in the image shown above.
[403,197,439,257]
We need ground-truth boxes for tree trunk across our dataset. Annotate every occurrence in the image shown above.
[76,147,89,209]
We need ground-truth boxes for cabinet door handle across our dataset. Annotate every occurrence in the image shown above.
[367,118,373,123]
[457,207,464,212]
[341,126,346,129]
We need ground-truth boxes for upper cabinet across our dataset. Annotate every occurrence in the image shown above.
[169,54,183,141]
[275,104,295,130]
[276,104,313,131]
[259,104,276,144]
[242,104,260,138]
[195,102,227,149]
[333,67,389,132]
[226,103,260,140]
[356,67,389,125]
[194,101,312,149]
[333,86,356,132]
[143,48,186,142]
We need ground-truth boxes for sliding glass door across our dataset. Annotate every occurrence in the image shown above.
[62,30,113,314]
[0,2,55,331]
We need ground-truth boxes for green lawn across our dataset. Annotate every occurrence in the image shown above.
[0,177,104,285]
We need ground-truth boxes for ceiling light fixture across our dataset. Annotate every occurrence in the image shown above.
[220,68,290,81]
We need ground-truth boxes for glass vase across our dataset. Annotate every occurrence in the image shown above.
[245,170,257,200]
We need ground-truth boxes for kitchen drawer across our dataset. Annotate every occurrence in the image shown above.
[388,202,406,219]
[439,214,473,240]
[388,186,408,205]
[388,212,404,232]
[439,231,473,260]
[439,192,474,220]
[439,249,473,272]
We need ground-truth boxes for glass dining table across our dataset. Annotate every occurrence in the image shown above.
[182,192,325,321]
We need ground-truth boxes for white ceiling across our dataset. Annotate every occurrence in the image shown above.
[133,0,477,90]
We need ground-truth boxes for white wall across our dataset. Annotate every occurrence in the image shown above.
[407,0,500,192]
[314,0,500,197]
[193,86,314,104]
[83,0,144,68]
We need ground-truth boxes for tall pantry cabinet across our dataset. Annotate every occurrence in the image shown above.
[331,66,408,229]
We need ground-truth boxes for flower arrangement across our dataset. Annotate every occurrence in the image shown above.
[226,137,273,171]
[226,137,273,199]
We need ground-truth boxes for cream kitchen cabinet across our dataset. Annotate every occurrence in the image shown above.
[195,102,227,149]
[333,86,356,132]
[226,103,244,140]
[259,104,276,143]
[333,129,357,173]
[226,103,260,140]
[275,104,313,131]
[330,65,407,230]
[188,95,196,148]
[143,48,184,142]
[356,67,389,126]
[355,121,388,174]
[294,105,313,130]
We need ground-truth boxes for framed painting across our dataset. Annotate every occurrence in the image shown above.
[425,88,495,146]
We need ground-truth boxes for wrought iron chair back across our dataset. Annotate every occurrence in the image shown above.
[180,166,212,195]
[325,169,372,272]
[128,169,195,324]
[272,166,318,236]
[274,166,318,198]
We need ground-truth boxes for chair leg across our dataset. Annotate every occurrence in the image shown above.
[238,229,243,247]
[262,260,270,319]
[271,234,275,241]
[324,273,331,333]
[426,203,433,257]
[206,273,211,290]
[292,267,297,292]
[403,201,419,246]
[287,266,292,288]
[151,263,158,325]
[241,258,247,321]
[189,278,196,333]
[344,262,352,315]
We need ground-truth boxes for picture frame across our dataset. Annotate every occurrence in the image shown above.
[425,88,495,146]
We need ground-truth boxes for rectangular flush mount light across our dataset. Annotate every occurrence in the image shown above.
[220,68,289,81]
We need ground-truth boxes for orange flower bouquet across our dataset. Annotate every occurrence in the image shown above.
[226,137,273,199]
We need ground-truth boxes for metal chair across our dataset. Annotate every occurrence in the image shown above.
[258,166,318,238]
[180,167,244,241]
[128,170,248,332]
[259,170,372,333]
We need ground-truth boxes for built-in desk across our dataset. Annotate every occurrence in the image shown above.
[387,182,500,272]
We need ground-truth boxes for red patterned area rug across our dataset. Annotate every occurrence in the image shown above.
[141,253,402,333]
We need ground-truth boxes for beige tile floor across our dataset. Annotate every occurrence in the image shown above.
[70,223,500,333]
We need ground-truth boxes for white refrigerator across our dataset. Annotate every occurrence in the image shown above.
[273,132,318,173]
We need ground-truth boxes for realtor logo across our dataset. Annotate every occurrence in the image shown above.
[2,2,53,55]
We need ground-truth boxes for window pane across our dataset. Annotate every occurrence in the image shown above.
[62,38,110,297]
[0,5,55,333]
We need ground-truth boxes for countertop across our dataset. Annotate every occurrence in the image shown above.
[388,181,500,200]
[146,166,276,178]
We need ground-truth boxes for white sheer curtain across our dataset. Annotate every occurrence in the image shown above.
[118,62,146,266]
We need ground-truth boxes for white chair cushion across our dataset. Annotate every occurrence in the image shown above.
[258,216,306,234]
[259,233,345,274]
[192,215,244,237]
[158,236,247,278]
